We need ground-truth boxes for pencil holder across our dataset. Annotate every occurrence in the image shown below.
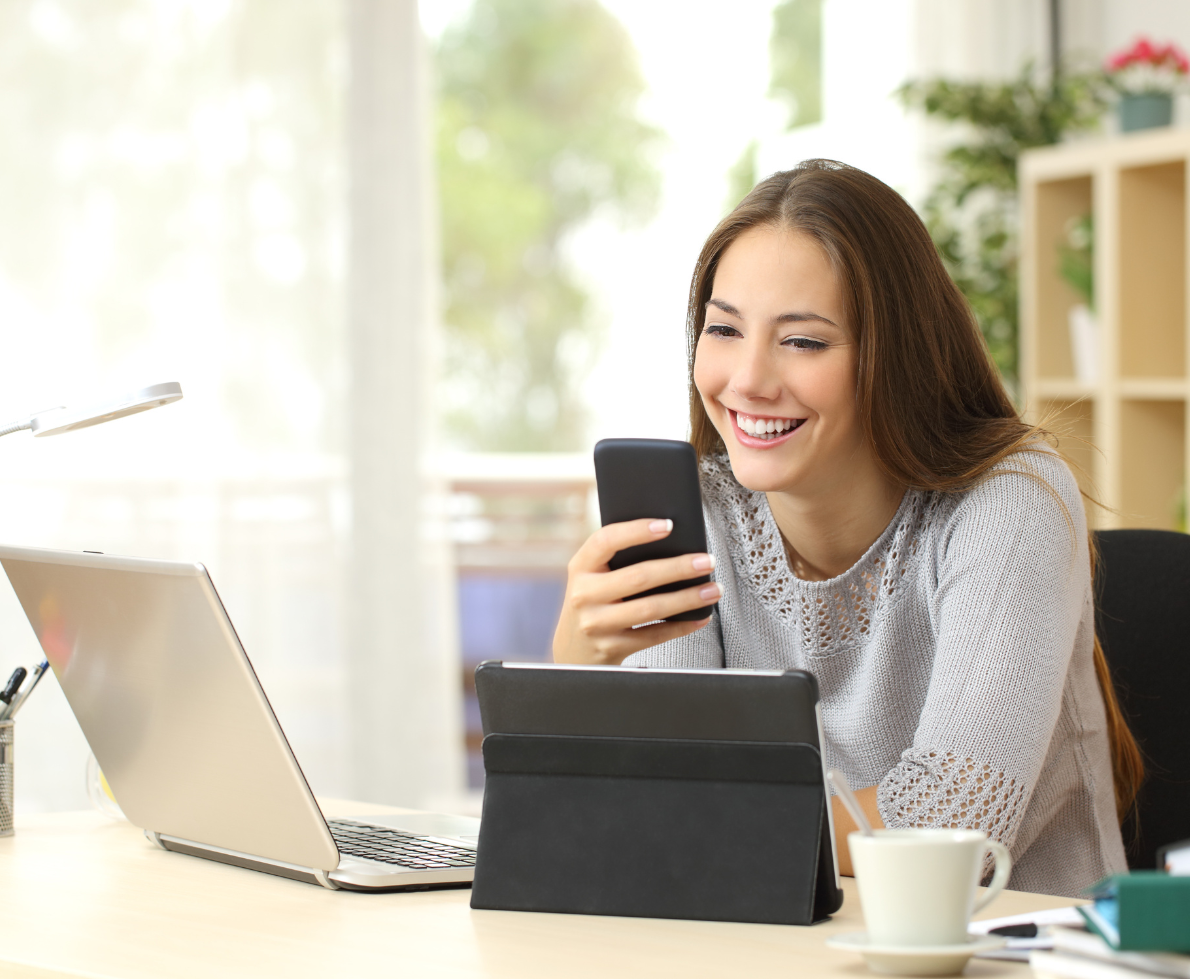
[0,720,12,837]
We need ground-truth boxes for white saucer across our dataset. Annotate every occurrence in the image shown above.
[825,932,1007,976]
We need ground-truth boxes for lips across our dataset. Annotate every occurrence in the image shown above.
[730,410,806,447]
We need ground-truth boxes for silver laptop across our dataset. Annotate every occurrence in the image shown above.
[0,544,479,891]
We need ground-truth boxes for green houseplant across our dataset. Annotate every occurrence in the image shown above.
[899,65,1107,393]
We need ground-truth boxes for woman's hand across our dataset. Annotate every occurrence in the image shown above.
[552,518,721,666]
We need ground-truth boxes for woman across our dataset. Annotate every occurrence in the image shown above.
[553,160,1141,898]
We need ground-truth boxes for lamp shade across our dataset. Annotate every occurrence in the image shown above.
[28,382,183,437]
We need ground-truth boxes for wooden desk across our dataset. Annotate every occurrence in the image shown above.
[0,801,1073,979]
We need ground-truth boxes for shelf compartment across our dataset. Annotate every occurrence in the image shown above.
[1034,176,1094,380]
[1037,398,1097,503]
[1119,399,1186,529]
[1034,378,1096,400]
[1118,161,1186,380]
[1119,377,1189,399]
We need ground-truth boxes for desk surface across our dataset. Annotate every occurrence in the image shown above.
[0,800,1074,979]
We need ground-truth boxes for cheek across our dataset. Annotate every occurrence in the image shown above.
[692,338,728,405]
[784,354,857,418]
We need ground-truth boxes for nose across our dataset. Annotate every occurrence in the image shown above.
[730,334,782,404]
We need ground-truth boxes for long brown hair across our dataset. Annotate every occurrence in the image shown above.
[688,160,1143,818]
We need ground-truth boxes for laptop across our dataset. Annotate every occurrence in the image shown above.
[0,544,479,892]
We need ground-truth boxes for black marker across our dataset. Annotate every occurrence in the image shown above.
[2,660,48,721]
[0,667,26,705]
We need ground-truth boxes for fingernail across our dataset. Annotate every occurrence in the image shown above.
[692,553,715,571]
[699,583,721,601]
[649,519,673,534]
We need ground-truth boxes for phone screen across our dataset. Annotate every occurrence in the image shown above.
[593,438,714,622]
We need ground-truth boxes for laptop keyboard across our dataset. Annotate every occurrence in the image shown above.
[328,820,477,870]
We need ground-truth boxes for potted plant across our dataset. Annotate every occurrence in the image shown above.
[1106,37,1189,132]
[1059,214,1096,384]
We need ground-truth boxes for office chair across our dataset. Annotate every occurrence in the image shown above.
[1093,528,1190,869]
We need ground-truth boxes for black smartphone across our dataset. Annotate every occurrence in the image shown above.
[592,438,715,622]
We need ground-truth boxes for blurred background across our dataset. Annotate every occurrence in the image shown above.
[0,0,1186,815]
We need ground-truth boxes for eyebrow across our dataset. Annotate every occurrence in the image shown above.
[706,297,839,328]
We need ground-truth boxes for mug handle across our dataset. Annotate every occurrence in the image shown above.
[972,839,1012,914]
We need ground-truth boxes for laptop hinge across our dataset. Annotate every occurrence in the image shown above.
[149,831,340,890]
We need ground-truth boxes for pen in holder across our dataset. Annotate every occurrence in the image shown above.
[0,720,12,837]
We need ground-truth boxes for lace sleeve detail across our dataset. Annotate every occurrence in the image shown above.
[878,747,1030,852]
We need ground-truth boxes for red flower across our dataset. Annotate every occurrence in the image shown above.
[1106,36,1190,76]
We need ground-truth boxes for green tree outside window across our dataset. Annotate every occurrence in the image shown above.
[725,0,821,213]
[435,0,661,451]
[769,0,822,130]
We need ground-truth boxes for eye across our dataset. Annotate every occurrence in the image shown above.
[703,322,741,339]
[783,336,827,351]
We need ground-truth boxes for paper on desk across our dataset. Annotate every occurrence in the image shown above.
[971,907,1087,962]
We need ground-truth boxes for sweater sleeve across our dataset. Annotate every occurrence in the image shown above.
[876,450,1092,855]
[621,605,726,668]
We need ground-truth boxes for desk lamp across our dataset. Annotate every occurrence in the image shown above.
[0,382,182,439]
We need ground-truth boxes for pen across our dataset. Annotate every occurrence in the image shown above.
[0,667,27,707]
[3,660,48,721]
[989,923,1038,938]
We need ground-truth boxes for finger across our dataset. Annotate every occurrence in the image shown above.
[582,616,711,666]
[581,579,722,635]
[574,552,716,607]
[570,518,674,572]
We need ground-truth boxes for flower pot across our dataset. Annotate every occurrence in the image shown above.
[1118,92,1173,132]
[1068,304,1098,384]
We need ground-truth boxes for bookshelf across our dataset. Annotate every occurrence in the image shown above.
[1020,128,1190,531]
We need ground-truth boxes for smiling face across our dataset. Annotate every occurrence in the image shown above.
[693,225,873,498]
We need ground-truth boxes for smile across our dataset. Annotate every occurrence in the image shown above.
[730,410,806,445]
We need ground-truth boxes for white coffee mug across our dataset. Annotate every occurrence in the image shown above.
[849,829,1012,946]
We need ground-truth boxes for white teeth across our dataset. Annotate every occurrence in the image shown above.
[737,412,801,438]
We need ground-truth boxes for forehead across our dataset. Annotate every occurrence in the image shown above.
[711,226,840,312]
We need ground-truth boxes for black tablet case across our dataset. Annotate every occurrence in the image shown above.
[470,664,843,925]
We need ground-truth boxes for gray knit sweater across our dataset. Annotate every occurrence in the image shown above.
[624,449,1127,897]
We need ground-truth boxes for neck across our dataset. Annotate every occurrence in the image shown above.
[766,464,905,582]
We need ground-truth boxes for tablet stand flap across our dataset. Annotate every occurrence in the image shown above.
[481,733,827,784]
[471,734,830,925]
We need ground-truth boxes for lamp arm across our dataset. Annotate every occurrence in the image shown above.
[0,419,32,439]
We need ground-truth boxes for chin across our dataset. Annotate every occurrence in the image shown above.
[722,446,802,494]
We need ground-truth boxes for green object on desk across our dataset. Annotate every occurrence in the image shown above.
[1078,871,1190,952]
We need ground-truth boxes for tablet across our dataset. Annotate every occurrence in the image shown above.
[471,662,843,924]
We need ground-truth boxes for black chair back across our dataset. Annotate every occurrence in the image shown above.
[1093,528,1190,869]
